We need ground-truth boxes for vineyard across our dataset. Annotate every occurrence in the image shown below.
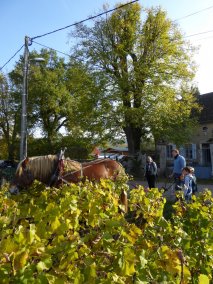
[0,179,212,283]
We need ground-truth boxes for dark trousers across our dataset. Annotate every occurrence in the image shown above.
[146,175,156,188]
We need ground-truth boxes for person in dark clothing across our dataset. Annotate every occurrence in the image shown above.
[145,156,158,188]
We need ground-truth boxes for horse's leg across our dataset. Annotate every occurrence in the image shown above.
[103,163,128,213]
[120,189,128,213]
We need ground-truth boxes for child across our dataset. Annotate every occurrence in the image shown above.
[189,167,198,194]
[181,166,193,202]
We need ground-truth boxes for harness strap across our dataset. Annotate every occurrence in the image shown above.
[62,163,87,178]
[80,163,83,177]
[48,152,66,186]
[58,176,72,185]
[60,158,122,183]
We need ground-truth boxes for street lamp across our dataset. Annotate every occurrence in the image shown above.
[20,36,45,160]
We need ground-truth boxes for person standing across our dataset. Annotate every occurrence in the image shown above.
[189,166,198,194]
[171,149,186,190]
[145,156,158,188]
[181,166,193,202]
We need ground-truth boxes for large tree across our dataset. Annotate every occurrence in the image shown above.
[69,3,199,154]
[24,49,121,152]
[28,49,120,147]
[27,49,73,146]
[1,49,115,159]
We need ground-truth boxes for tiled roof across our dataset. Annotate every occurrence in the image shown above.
[198,92,213,123]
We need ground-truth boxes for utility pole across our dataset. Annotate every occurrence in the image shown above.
[20,36,29,161]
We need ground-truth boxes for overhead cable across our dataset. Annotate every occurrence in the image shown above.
[0,1,138,71]
[0,44,24,71]
[193,35,213,41]
[31,0,139,40]
[32,41,71,57]
[185,29,213,38]
[174,5,213,21]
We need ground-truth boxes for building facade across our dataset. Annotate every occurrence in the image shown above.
[158,92,213,179]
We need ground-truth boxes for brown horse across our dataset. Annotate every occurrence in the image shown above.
[9,155,128,212]
[57,158,128,213]
[57,158,126,184]
[9,154,80,191]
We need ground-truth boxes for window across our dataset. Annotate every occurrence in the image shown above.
[202,143,211,166]
[166,144,175,158]
[166,144,196,160]
[185,144,193,159]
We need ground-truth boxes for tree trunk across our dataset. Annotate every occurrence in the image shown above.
[124,125,142,155]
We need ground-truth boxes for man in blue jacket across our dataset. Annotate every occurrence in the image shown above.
[171,149,186,190]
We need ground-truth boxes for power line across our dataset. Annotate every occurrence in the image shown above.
[173,5,213,41]
[32,41,71,57]
[0,0,138,71]
[0,44,24,71]
[174,5,213,21]
[2,1,212,71]
[193,35,213,41]
[185,29,213,38]
[31,0,139,40]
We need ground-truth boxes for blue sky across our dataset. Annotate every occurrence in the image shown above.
[1,0,213,94]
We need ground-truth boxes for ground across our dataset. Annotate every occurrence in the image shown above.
[129,178,213,202]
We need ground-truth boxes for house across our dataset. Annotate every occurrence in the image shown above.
[104,147,129,155]
[158,92,213,179]
[99,147,129,160]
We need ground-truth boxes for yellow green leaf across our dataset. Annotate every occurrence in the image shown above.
[90,262,97,278]
[51,216,61,231]
[29,224,36,244]
[36,257,52,272]
[13,250,29,271]
[198,274,209,284]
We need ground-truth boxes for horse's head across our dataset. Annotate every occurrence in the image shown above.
[9,154,60,193]
[9,157,34,193]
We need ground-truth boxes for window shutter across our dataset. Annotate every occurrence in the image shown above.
[192,144,197,159]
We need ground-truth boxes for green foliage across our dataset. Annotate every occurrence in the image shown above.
[0,73,20,160]
[27,136,90,159]
[0,181,212,283]
[21,49,116,149]
[70,3,200,153]
[27,49,72,143]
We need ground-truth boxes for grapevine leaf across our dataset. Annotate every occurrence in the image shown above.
[36,257,52,272]
[198,274,209,284]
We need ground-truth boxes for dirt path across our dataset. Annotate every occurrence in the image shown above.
[128,179,213,201]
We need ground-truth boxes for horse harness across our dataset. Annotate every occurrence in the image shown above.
[57,158,111,185]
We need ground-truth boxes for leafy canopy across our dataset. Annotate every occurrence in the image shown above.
[69,2,200,151]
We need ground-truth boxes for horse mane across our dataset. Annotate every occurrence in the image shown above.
[64,158,81,172]
[16,155,59,183]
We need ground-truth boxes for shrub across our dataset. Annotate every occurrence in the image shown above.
[0,181,212,283]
